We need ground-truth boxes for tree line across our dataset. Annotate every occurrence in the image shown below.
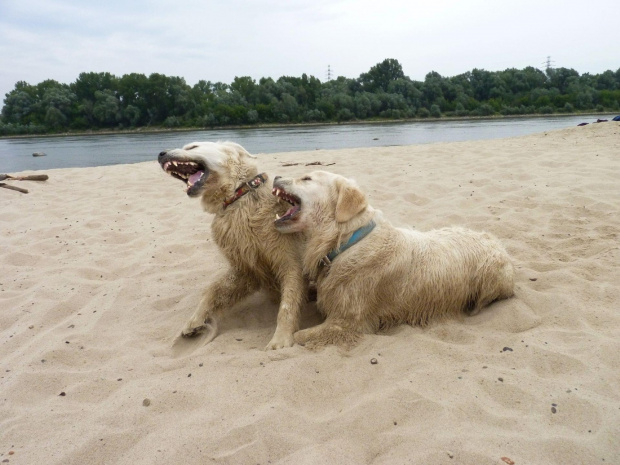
[1,59,619,136]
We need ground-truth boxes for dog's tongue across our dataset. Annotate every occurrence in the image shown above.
[285,205,300,217]
[189,171,204,186]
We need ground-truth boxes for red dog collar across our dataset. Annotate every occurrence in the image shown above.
[223,173,268,209]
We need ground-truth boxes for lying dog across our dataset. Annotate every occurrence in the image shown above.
[158,141,306,349]
[272,171,515,347]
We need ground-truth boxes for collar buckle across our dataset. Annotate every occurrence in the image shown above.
[319,255,332,268]
[247,177,262,189]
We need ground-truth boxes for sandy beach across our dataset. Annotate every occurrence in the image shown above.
[1,122,619,464]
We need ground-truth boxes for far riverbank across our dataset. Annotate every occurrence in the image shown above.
[0,112,614,141]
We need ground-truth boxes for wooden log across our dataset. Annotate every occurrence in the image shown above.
[0,183,29,193]
[0,174,49,181]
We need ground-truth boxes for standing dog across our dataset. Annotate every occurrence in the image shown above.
[272,171,515,347]
[158,141,306,349]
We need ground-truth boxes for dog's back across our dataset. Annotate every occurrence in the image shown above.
[317,221,514,332]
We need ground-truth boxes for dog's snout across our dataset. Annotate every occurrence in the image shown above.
[158,151,167,161]
[274,176,281,184]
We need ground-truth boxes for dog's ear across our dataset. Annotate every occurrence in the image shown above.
[240,148,257,159]
[335,178,367,223]
[224,141,257,159]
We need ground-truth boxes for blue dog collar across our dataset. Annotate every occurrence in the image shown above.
[320,220,376,268]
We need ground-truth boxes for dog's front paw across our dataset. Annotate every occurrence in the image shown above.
[294,324,359,349]
[293,328,313,346]
[181,316,218,342]
[265,330,295,350]
[181,324,207,338]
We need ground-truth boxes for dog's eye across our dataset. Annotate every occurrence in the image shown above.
[185,145,198,151]
[301,176,312,181]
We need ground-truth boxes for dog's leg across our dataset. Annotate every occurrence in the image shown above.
[181,269,259,339]
[294,318,360,349]
[265,273,305,350]
[467,257,515,316]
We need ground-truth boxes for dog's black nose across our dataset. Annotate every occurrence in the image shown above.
[158,151,167,161]
[274,176,281,183]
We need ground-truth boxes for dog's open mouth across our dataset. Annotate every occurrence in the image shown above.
[161,159,209,196]
[272,187,301,224]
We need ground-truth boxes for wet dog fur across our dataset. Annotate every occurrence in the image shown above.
[158,141,306,349]
[272,170,515,347]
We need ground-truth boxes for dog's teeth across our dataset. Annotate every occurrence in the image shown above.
[172,161,178,166]
[275,214,281,220]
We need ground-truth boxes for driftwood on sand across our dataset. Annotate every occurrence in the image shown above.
[0,174,49,182]
[0,174,49,194]
[280,161,336,167]
[0,183,29,193]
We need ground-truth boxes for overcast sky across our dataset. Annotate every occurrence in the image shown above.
[1,0,618,101]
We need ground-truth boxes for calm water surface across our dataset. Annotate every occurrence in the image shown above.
[0,115,613,173]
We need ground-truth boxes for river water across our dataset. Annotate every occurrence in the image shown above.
[0,115,613,173]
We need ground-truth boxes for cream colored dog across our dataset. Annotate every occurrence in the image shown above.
[158,141,306,349]
[272,171,515,347]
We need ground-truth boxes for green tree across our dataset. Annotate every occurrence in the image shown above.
[73,72,117,102]
[93,90,121,126]
[359,58,405,92]
[41,86,76,129]
[278,93,299,121]
[354,93,372,118]
[546,67,579,93]
[230,76,258,104]
[124,105,141,127]
[422,71,444,107]
[2,85,36,124]
[45,107,67,129]
[117,73,149,125]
